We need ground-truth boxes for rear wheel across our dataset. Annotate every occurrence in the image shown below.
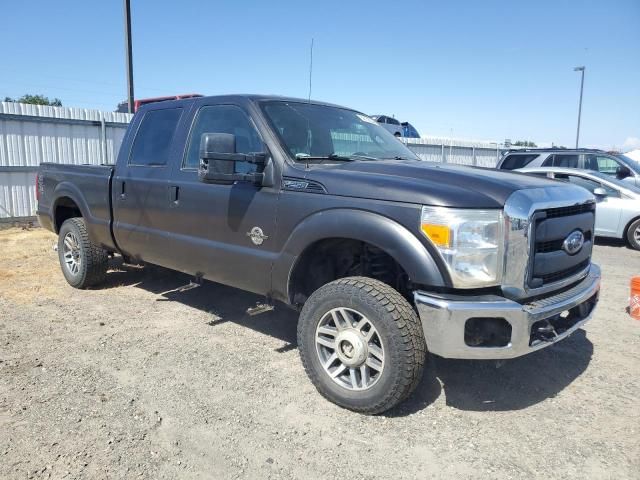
[627,218,640,250]
[297,277,425,414]
[58,218,108,288]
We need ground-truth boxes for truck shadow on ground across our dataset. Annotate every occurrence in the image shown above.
[387,329,593,416]
[103,260,299,350]
[102,260,594,416]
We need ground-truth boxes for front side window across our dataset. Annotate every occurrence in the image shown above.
[543,154,579,168]
[500,154,539,170]
[183,105,263,172]
[129,108,183,166]
[261,102,418,162]
[584,154,622,175]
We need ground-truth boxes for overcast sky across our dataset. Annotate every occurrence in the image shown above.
[2,0,639,150]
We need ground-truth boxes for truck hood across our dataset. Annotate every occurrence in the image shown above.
[301,160,567,208]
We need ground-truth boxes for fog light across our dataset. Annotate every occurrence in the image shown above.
[464,318,512,347]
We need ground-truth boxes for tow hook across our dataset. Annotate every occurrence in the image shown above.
[532,320,558,343]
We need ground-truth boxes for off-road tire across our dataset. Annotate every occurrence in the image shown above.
[58,218,108,288]
[626,218,640,251]
[297,277,426,414]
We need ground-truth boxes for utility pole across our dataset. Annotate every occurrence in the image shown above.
[308,38,314,102]
[574,66,585,148]
[124,0,135,113]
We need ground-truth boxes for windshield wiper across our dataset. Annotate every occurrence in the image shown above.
[349,153,380,161]
[295,153,357,163]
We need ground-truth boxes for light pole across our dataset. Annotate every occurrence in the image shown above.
[574,66,585,148]
[123,0,135,113]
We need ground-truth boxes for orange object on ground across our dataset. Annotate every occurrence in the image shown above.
[631,277,640,320]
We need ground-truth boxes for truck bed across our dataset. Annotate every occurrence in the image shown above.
[37,163,116,251]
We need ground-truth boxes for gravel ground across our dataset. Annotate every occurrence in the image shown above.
[1,227,639,479]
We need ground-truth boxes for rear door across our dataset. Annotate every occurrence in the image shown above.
[112,106,187,264]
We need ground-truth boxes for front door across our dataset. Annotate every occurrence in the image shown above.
[164,103,279,296]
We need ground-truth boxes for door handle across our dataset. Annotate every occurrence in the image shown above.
[120,181,126,200]
[169,185,179,205]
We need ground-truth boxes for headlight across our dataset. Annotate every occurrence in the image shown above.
[420,206,504,288]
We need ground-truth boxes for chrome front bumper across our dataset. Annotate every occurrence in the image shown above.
[414,264,601,360]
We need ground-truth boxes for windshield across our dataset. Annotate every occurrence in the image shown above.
[585,170,640,195]
[261,101,419,162]
[616,154,640,171]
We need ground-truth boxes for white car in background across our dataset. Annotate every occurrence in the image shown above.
[517,167,640,250]
[370,115,403,136]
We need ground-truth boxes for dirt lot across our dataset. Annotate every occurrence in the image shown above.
[0,227,639,479]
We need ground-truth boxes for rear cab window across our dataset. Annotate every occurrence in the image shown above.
[129,108,183,166]
[500,154,539,170]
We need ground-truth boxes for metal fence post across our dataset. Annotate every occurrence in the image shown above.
[441,144,445,163]
[100,115,107,164]
[496,144,499,166]
[472,146,476,166]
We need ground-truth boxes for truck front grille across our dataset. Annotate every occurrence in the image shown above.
[536,231,592,253]
[543,203,595,219]
[538,259,590,284]
[528,203,595,289]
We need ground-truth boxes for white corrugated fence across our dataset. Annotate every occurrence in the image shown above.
[0,102,132,219]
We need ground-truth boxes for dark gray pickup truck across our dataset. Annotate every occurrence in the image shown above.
[37,95,601,414]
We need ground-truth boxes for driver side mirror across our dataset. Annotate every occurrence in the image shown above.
[616,165,632,180]
[593,187,608,197]
[198,132,266,185]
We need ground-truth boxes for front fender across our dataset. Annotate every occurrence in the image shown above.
[271,209,448,303]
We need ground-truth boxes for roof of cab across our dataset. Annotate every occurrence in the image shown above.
[135,94,354,114]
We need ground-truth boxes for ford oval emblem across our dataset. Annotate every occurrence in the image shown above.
[562,230,584,256]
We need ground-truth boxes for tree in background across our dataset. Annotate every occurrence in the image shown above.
[3,94,62,106]
[512,140,537,147]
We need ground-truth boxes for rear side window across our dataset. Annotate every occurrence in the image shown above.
[500,154,539,170]
[129,108,183,166]
[542,154,579,168]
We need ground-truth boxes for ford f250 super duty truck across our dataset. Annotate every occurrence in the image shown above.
[37,95,601,414]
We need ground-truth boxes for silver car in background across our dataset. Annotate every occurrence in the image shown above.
[517,167,640,250]
[499,148,640,187]
[370,115,403,136]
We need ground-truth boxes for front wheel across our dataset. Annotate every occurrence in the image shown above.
[627,218,640,250]
[297,277,426,414]
[58,218,108,288]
